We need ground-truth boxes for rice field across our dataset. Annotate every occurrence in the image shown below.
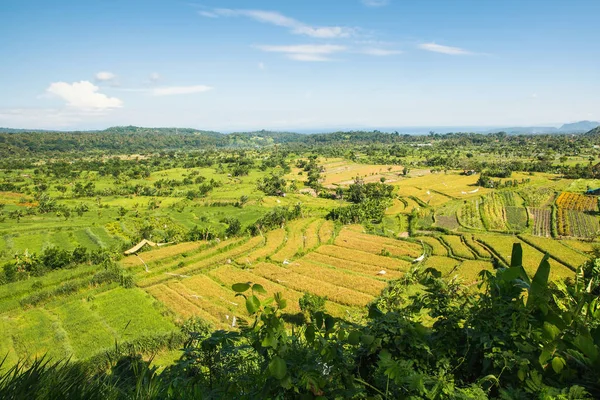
[462,235,492,259]
[316,245,411,270]
[303,219,321,250]
[441,235,476,259]
[300,252,404,279]
[318,220,335,243]
[456,260,494,284]
[270,219,315,263]
[251,262,373,307]
[235,228,286,265]
[474,234,574,280]
[415,236,448,256]
[334,228,422,259]
[423,256,461,276]
[519,234,590,270]
[458,198,485,230]
[289,259,387,296]
[121,241,207,268]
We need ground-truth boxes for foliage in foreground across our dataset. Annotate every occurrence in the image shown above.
[1,244,599,399]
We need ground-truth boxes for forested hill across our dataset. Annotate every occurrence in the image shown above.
[584,126,600,136]
[0,125,598,156]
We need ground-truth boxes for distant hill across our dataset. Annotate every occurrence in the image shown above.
[559,121,599,133]
[584,126,600,136]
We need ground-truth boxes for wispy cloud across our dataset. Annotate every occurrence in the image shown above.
[256,44,346,61]
[418,42,472,55]
[361,0,390,7]
[149,72,161,84]
[95,71,116,82]
[359,47,402,56]
[198,10,218,18]
[46,81,123,110]
[151,85,212,96]
[201,8,354,38]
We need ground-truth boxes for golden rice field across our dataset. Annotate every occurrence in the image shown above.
[303,219,321,250]
[316,245,411,270]
[290,259,387,296]
[318,220,335,243]
[250,262,373,307]
[270,219,315,263]
[394,172,490,200]
[463,235,492,259]
[559,239,596,254]
[474,234,574,280]
[334,227,422,259]
[456,260,494,284]
[319,159,403,186]
[441,235,476,259]
[235,228,286,265]
[122,215,588,337]
[415,236,448,256]
[300,252,404,280]
[518,234,590,270]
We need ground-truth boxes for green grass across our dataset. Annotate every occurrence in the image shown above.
[91,288,177,343]
[10,308,71,362]
[51,300,117,359]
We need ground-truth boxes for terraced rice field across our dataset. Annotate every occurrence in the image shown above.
[519,234,590,270]
[251,262,373,307]
[441,235,475,259]
[235,228,286,265]
[556,192,597,212]
[474,234,574,280]
[122,241,208,267]
[415,236,448,256]
[270,219,315,262]
[456,260,494,284]
[316,245,411,270]
[462,235,491,259]
[334,227,422,259]
[300,252,404,280]
[303,219,321,250]
[423,256,461,275]
[318,220,335,243]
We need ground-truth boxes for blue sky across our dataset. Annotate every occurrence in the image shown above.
[0,0,598,131]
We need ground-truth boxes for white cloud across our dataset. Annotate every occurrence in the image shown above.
[418,43,472,55]
[288,53,331,62]
[151,85,212,96]
[256,44,346,61]
[361,0,390,7]
[149,72,161,84]
[360,47,402,56]
[95,71,116,82]
[46,81,123,110]
[202,8,354,38]
[258,62,265,70]
[198,10,218,18]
